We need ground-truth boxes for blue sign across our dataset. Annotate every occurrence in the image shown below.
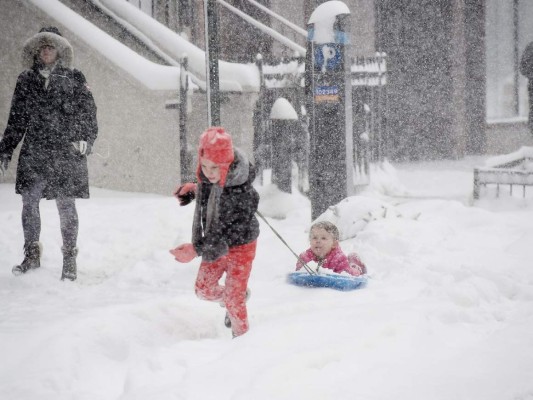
[314,43,342,72]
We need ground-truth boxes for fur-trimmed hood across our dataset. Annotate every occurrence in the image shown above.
[22,29,73,69]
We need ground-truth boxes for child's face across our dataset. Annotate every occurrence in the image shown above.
[309,227,337,258]
[200,157,221,183]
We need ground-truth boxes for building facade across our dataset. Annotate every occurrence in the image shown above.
[131,0,533,159]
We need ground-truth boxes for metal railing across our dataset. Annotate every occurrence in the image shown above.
[253,53,388,191]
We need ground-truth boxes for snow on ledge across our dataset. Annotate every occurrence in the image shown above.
[484,146,533,168]
[96,0,260,92]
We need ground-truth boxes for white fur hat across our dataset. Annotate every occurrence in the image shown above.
[22,27,73,69]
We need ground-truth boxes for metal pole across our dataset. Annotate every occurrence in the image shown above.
[179,55,190,181]
[203,0,211,126]
[203,0,221,126]
[216,0,306,55]
[255,54,265,185]
[513,0,520,116]
[242,0,307,37]
[204,0,220,126]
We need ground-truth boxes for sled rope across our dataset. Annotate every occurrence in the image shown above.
[256,211,317,275]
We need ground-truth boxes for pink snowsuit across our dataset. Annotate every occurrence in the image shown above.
[296,246,366,276]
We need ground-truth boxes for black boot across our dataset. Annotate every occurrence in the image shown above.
[12,242,42,276]
[61,246,78,281]
[224,312,232,328]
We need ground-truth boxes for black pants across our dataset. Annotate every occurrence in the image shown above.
[21,180,78,248]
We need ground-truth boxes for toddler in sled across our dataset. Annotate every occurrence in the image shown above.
[296,221,366,276]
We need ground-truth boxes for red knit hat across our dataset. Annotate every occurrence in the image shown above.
[197,127,235,186]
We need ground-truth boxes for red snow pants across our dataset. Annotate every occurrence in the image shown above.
[195,240,257,337]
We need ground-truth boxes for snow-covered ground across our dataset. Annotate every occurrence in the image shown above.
[1,157,533,400]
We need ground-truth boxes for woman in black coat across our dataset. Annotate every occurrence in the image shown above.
[0,27,98,280]
[520,42,533,135]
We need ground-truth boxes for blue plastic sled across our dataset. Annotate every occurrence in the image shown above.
[287,271,367,291]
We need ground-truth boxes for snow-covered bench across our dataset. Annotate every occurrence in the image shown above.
[473,147,533,199]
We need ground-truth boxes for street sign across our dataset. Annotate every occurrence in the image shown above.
[314,43,343,73]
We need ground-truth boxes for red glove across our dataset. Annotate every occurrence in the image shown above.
[172,182,197,206]
[170,243,197,263]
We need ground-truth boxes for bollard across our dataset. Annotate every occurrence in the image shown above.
[270,97,299,193]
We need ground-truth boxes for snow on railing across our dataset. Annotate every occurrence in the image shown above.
[93,0,259,92]
[260,53,388,89]
[351,53,387,87]
[473,146,533,199]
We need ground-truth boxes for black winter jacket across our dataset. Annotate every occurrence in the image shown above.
[520,42,533,80]
[0,65,98,199]
[192,149,260,262]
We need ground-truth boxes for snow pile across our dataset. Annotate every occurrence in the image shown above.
[257,182,310,220]
[314,195,402,240]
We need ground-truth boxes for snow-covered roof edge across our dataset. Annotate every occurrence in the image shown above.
[96,0,260,92]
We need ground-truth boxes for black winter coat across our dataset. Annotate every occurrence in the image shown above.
[520,42,533,130]
[193,150,260,262]
[0,65,98,199]
[520,42,533,80]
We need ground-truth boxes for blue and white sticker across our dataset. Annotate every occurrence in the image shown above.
[314,85,340,103]
[314,43,342,72]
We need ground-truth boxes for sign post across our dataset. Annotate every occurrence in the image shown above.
[306,1,354,220]
[204,0,221,126]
